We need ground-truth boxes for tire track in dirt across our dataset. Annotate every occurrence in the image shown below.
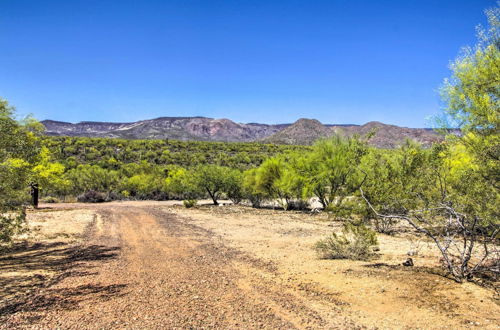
[2,204,348,329]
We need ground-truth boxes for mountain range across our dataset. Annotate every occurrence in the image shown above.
[41,117,445,148]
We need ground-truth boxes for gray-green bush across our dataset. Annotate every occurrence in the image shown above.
[315,223,378,261]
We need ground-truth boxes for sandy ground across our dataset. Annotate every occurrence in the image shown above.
[0,200,498,329]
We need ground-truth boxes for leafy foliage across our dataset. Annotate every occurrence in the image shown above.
[440,5,499,136]
[242,168,266,208]
[0,98,42,242]
[192,165,230,205]
[303,136,367,212]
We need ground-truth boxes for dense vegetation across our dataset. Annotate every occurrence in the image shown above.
[43,136,309,171]
[38,136,308,200]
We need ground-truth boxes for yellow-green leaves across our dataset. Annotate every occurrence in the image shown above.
[442,6,500,135]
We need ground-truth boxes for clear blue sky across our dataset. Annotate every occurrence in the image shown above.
[0,0,495,127]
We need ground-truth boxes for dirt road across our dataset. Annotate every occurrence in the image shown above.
[1,202,498,329]
[0,204,355,329]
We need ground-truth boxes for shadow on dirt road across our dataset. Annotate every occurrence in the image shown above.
[0,242,122,318]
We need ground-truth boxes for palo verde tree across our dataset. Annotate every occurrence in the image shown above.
[302,135,367,212]
[439,4,499,281]
[363,5,499,282]
[251,156,302,210]
[242,168,266,208]
[164,166,201,200]
[0,98,42,243]
[32,146,69,197]
[361,142,498,282]
[440,4,500,190]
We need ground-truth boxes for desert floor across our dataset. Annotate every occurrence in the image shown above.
[0,201,498,329]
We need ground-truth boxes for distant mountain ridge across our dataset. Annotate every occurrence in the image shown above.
[42,116,445,148]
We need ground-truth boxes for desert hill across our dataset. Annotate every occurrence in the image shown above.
[262,118,334,145]
[42,116,445,148]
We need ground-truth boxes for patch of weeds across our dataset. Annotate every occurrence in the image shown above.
[315,222,378,261]
[183,199,197,208]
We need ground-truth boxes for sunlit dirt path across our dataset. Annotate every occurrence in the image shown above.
[1,204,353,329]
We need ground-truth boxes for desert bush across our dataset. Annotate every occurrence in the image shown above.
[372,217,399,235]
[358,149,405,234]
[250,155,308,210]
[41,196,60,203]
[315,222,378,260]
[118,163,170,200]
[107,191,122,201]
[0,210,27,244]
[183,199,197,208]
[77,190,107,203]
[324,197,368,222]
[64,165,119,194]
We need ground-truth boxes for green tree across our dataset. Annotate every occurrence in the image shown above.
[441,5,499,136]
[302,136,367,212]
[0,98,42,242]
[253,157,292,209]
[440,4,499,189]
[32,146,69,197]
[242,168,266,208]
[192,165,229,205]
[225,169,244,204]
[165,166,201,200]
[361,141,499,282]
[64,164,119,194]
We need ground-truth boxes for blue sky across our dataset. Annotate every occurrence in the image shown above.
[0,0,495,127]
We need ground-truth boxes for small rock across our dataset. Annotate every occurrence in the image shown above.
[402,258,414,267]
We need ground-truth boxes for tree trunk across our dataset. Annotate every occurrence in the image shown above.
[207,188,218,205]
[31,183,39,209]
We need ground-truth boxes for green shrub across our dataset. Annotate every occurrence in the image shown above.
[315,222,378,260]
[183,199,197,208]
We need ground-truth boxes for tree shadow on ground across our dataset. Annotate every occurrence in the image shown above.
[0,242,124,317]
[363,261,446,276]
